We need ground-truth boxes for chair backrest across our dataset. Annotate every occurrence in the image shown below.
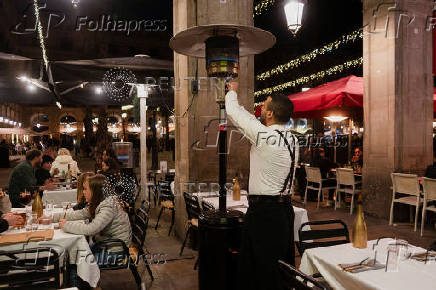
[0,246,65,289]
[278,260,330,290]
[183,192,201,220]
[422,177,436,201]
[138,199,151,214]
[297,220,350,255]
[336,168,355,186]
[202,200,215,212]
[158,180,174,200]
[391,173,420,197]
[305,167,322,183]
[132,207,150,249]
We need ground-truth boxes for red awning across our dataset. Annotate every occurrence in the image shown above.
[255,76,436,119]
[288,75,363,119]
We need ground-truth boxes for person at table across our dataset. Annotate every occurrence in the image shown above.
[226,81,299,290]
[0,212,24,233]
[351,147,363,171]
[55,174,131,287]
[50,148,80,177]
[101,157,136,206]
[312,148,337,207]
[8,149,56,207]
[35,155,55,187]
[73,172,94,210]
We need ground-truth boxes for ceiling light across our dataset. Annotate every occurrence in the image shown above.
[36,123,41,128]
[324,116,348,123]
[18,123,22,127]
[121,113,127,118]
[95,87,102,94]
[56,102,62,109]
[121,105,134,111]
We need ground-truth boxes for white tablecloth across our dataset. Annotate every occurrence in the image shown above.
[3,208,100,287]
[300,238,436,290]
[43,188,77,205]
[197,192,309,241]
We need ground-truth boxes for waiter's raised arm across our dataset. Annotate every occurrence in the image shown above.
[225,90,266,145]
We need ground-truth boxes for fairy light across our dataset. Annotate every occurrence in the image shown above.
[103,174,137,205]
[33,0,48,69]
[254,57,363,101]
[257,28,363,81]
[103,67,137,103]
[254,0,276,16]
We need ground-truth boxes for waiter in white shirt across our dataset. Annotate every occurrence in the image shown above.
[226,81,299,290]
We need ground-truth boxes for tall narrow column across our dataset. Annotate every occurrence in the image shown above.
[138,84,148,201]
[362,0,433,217]
[173,0,255,237]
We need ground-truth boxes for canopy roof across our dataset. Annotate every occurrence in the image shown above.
[288,75,363,119]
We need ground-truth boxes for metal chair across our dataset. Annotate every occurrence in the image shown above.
[180,192,201,256]
[131,207,154,281]
[389,173,422,232]
[202,200,215,212]
[335,168,361,215]
[94,207,153,290]
[154,181,175,236]
[421,177,436,236]
[278,260,331,290]
[0,246,67,289]
[297,220,350,255]
[304,167,336,208]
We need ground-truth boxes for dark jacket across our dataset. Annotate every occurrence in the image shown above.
[313,157,337,179]
[35,168,51,186]
[0,211,8,233]
[8,160,37,207]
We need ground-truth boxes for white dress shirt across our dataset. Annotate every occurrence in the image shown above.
[225,90,299,196]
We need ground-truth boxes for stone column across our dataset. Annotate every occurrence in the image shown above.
[173,0,254,237]
[362,0,434,218]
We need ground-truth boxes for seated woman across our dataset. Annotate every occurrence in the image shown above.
[73,172,94,211]
[55,174,131,288]
[101,158,136,206]
[54,174,131,254]
[50,148,80,177]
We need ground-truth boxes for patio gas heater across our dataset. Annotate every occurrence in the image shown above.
[170,24,275,290]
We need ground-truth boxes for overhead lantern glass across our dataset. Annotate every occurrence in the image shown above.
[284,0,306,35]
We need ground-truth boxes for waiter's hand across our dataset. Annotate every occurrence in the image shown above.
[226,81,239,93]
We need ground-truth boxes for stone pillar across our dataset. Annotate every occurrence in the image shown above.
[173,0,254,237]
[363,0,434,218]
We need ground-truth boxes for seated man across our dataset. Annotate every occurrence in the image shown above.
[8,149,56,207]
[312,148,337,206]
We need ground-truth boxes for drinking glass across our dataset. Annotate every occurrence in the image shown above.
[31,213,39,231]
[25,204,32,218]
[386,243,400,272]
[25,217,32,232]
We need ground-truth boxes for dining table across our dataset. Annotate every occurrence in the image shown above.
[0,207,100,287]
[196,191,310,241]
[299,238,436,290]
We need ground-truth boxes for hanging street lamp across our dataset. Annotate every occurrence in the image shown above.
[284,0,307,35]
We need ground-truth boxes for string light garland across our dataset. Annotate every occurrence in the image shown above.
[254,0,276,17]
[257,28,363,81]
[33,0,48,69]
[103,67,137,103]
[103,173,137,205]
[254,57,363,102]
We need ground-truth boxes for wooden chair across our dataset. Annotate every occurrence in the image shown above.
[421,177,436,236]
[278,260,331,290]
[0,246,67,289]
[335,168,361,215]
[304,167,336,208]
[154,181,175,236]
[297,220,350,255]
[180,192,201,256]
[389,173,422,232]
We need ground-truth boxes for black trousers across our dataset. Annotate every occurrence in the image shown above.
[238,198,295,290]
